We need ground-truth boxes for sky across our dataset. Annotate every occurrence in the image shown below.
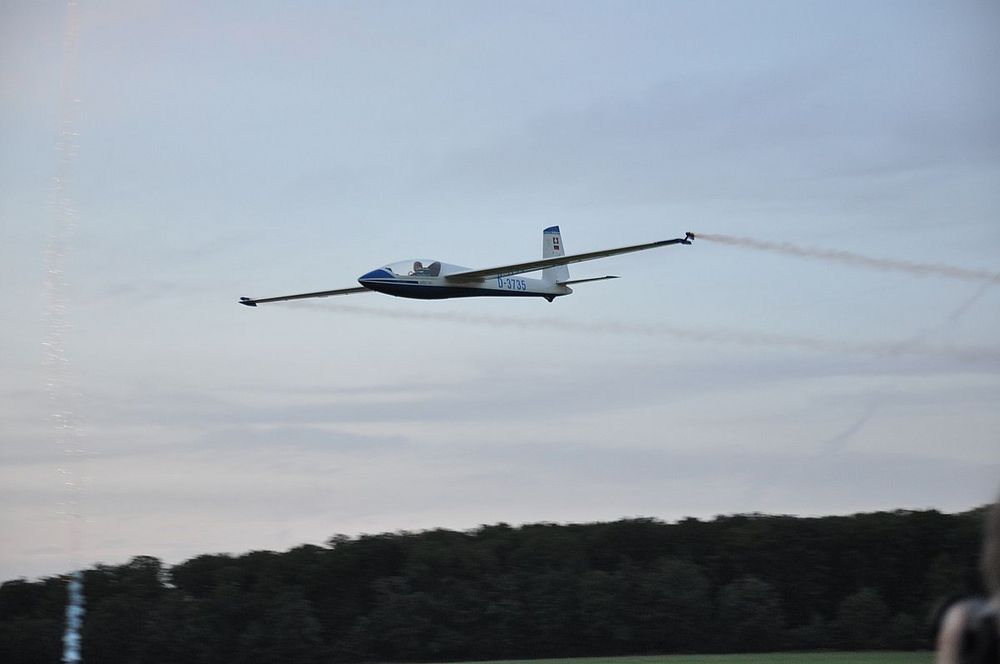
[1,0,999,581]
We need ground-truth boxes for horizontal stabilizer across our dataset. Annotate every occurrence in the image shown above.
[558,275,619,286]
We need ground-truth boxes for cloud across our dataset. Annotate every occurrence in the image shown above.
[3,1,998,581]
[415,57,1000,216]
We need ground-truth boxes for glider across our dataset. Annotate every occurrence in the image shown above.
[240,227,693,306]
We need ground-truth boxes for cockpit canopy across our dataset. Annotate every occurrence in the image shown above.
[382,259,458,277]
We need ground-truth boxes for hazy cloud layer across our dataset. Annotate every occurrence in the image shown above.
[1,1,998,579]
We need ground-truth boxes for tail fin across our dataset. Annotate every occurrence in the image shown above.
[542,226,569,283]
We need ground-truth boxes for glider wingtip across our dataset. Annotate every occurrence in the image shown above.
[239,297,257,307]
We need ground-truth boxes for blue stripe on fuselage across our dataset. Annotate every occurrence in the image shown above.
[360,281,553,300]
[359,268,395,281]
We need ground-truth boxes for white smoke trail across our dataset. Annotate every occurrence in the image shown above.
[945,281,993,324]
[44,1,86,661]
[693,233,1000,284]
[289,302,1000,362]
[810,263,997,460]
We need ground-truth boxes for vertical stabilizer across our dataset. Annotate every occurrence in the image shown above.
[542,226,569,283]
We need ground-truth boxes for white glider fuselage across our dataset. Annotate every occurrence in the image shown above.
[358,260,571,302]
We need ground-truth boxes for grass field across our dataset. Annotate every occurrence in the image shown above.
[444,653,934,664]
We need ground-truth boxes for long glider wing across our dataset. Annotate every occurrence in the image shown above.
[239,286,370,307]
[445,234,693,282]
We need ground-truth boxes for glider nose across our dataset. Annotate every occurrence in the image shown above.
[358,268,394,286]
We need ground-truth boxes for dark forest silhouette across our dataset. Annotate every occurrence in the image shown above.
[0,507,986,663]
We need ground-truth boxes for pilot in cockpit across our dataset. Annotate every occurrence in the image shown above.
[410,261,441,277]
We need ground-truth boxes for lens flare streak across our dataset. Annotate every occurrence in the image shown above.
[62,572,85,663]
[45,1,86,661]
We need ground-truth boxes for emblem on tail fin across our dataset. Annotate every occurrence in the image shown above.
[542,226,570,283]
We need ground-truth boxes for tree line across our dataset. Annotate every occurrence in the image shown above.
[0,507,987,664]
